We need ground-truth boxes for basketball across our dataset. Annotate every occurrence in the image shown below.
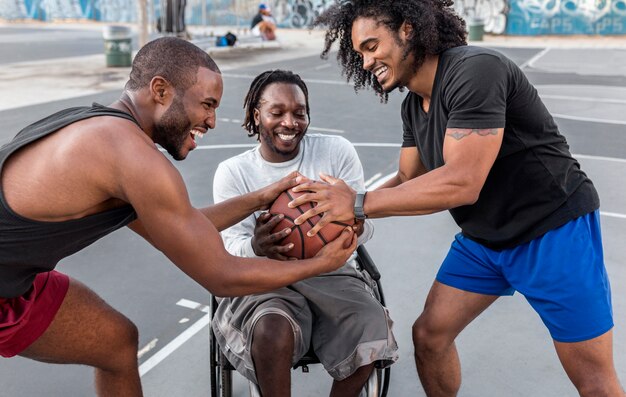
[269,189,355,259]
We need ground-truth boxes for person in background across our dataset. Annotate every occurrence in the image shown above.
[251,3,277,41]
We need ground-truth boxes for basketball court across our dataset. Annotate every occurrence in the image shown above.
[0,35,624,396]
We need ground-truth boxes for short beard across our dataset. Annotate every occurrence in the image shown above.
[153,96,190,161]
[259,122,306,160]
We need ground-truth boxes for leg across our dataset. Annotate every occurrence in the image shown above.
[291,269,397,397]
[554,330,625,397]
[413,281,498,397]
[251,314,294,397]
[329,362,375,397]
[19,278,141,397]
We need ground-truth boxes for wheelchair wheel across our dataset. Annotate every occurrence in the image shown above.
[210,353,233,397]
[360,366,390,397]
[209,319,233,397]
[218,355,233,397]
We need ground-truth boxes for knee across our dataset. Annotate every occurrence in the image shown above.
[252,315,293,358]
[100,314,139,368]
[576,379,623,397]
[412,316,454,356]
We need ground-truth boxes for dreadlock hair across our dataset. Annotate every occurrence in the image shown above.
[315,0,467,102]
[242,70,311,140]
[125,37,220,94]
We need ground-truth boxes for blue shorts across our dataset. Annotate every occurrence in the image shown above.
[437,211,613,342]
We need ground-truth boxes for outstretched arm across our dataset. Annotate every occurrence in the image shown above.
[197,171,300,232]
[119,141,356,297]
[290,128,503,235]
[376,146,427,189]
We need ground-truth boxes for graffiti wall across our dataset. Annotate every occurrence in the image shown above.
[507,0,626,34]
[0,0,136,22]
[0,0,27,19]
[1,0,625,36]
[454,0,509,34]
[183,0,334,28]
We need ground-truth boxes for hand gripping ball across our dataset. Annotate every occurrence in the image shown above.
[269,189,354,259]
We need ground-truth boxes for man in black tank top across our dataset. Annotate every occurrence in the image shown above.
[287,1,624,396]
[0,37,357,395]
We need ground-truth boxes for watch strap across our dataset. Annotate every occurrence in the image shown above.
[354,191,367,220]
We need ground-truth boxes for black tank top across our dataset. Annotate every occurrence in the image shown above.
[0,104,138,298]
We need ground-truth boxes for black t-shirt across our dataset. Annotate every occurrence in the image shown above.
[401,46,599,249]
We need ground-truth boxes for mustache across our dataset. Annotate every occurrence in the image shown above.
[273,126,306,134]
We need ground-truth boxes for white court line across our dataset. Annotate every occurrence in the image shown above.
[176,298,211,313]
[552,113,626,126]
[309,126,345,134]
[194,142,400,150]
[364,172,382,187]
[520,47,551,70]
[222,73,348,86]
[139,312,211,377]
[367,172,396,190]
[213,118,345,134]
[314,63,332,70]
[601,211,626,219]
[138,299,211,377]
[540,94,626,105]
[574,153,626,164]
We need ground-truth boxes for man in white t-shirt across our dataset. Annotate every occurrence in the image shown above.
[212,69,398,397]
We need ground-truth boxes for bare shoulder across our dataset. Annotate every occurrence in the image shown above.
[68,115,155,157]
[62,115,180,201]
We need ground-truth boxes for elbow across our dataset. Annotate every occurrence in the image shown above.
[451,180,482,207]
[197,254,246,297]
[204,276,246,298]
[459,189,480,206]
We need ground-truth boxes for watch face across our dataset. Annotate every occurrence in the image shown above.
[354,192,367,219]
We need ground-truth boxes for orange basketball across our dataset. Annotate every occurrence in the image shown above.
[269,189,354,259]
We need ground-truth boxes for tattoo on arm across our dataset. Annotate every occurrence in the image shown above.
[447,128,499,141]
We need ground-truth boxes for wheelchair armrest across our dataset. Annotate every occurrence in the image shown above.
[356,245,381,281]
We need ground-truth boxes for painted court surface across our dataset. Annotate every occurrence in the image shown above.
[0,26,625,396]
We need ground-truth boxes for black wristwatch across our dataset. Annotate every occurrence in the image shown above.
[354,191,367,220]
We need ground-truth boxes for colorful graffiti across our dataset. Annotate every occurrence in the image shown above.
[507,0,626,34]
[454,0,509,34]
[1,0,625,36]
[272,0,334,28]
[0,0,27,19]
[0,0,135,22]
[184,0,335,28]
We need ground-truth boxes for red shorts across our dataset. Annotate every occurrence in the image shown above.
[0,270,70,357]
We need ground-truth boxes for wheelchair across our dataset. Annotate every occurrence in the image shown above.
[209,245,391,397]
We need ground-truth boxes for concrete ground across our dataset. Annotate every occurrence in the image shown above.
[0,22,624,396]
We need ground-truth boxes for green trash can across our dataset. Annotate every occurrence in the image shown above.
[103,25,132,67]
[468,17,485,41]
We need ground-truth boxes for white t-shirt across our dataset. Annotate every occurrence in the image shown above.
[213,133,373,264]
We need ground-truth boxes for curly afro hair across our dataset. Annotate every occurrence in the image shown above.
[314,0,467,101]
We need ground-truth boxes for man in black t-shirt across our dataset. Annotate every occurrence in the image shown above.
[289,0,625,395]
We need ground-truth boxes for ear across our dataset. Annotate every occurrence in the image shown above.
[150,76,170,105]
[400,21,413,41]
[253,108,260,126]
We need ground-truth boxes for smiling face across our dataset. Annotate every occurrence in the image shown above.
[153,67,223,160]
[351,16,415,93]
[254,82,309,163]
